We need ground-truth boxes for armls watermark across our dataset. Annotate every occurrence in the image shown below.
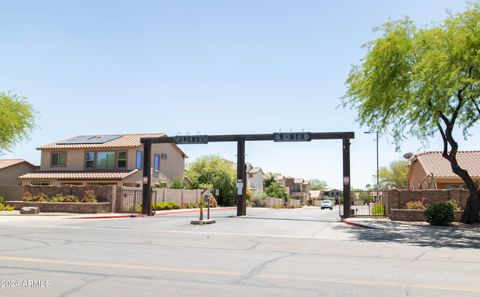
[0,280,51,288]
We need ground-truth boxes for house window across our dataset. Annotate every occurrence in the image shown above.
[136,151,143,169]
[97,152,116,169]
[154,154,160,171]
[292,184,301,192]
[51,152,66,167]
[117,152,127,168]
[85,152,95,168]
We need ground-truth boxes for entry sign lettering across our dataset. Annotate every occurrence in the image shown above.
[174,135,208,144]
[273,132,312,142]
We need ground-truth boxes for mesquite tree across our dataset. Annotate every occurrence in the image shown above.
[343,5,480,223]
[0,92,35,152]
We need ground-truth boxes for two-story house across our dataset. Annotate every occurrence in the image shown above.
[280,176,310,204]
[19,133,187,187]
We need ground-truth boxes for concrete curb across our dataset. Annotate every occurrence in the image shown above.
[341,219,379,229]
[68,207,237,220]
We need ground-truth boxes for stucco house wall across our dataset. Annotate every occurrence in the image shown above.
[0,162,36,185]
[408,161,427,190]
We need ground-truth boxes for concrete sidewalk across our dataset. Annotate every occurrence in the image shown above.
[0,207,236,220]
[343,217,480,230]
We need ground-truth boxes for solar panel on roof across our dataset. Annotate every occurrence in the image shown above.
[57,135,123,145]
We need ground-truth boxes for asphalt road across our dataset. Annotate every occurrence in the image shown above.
[1,207,480,297]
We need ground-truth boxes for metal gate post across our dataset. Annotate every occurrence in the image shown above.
[342,138,351,218]
[236,138,246,216]
[142,142,152,215]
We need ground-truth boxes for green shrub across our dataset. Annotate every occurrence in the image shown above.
[424,203,454,226]
[63,195,79,202]
[23,191,34,201]
[154,201,181,210]
[169,177,186,189]
[249,193,268,207]
[265,184,289,200]
[23,192,81,203]
[181,202,194,208]
[154,183,167,188]
[446,199,461,211]
[83,189,97,203]
[0,203,15,211]
[0,196,4,204]
[35,193,49,202]
[50,194,65,203]
[272,204,283,209]
[1,204,14,211]
[126,204,142,213]
[371,203,385,216]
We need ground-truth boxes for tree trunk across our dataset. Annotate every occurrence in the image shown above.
[461,190,480,224]
[438,113,480,224]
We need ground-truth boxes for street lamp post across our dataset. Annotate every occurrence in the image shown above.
[364,131,379,197]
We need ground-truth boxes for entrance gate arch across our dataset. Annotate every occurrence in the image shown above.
[140,132,354,218]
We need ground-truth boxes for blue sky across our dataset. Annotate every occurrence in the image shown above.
[1,0,478,188]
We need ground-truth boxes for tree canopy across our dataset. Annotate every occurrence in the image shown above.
[0,92,35,152]
[378,160,408,189]
[343,4,480,223]
[185,155,236,206]
[308,179,328,191]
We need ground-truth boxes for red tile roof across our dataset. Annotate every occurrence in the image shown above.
[413,151,480,178]
[0,159,35,170]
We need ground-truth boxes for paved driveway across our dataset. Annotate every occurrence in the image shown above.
[0,207,479,297]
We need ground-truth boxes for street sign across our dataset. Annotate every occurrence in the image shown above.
[174,135,208,144]
[215,189,219,196]
[273,132,312,142]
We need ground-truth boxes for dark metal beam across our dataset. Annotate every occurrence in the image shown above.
[236,139,246,216]
[140,131,355,218]
[140,132,354,144]
[142,142,152,215]
[342,138,351,218]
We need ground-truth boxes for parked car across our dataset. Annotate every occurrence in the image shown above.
[321,199,333,210]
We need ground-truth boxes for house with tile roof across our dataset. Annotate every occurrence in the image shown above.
[280,176,310,204]
[19,133,187,187]
[0,159,37,185]
[408,151,480,190]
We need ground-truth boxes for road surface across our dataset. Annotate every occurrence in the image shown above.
[0,207,479,297]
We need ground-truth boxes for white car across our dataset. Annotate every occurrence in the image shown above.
[321,199,333,210]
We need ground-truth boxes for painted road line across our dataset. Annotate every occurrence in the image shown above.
[0,255,479,293]
[0,255,241,277]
